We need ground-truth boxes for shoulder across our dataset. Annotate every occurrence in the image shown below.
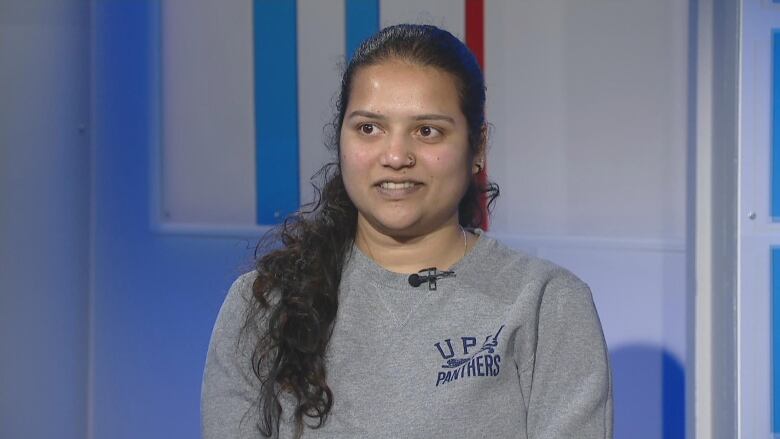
[202,271,265,436]
[464,233,591,304]
[210,270,264,343]
[221,271,260,318]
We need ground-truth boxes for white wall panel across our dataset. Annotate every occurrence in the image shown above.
[161,0,256,225]
[485,0,688,240]
[297,0,345,206]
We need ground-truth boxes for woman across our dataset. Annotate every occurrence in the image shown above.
[202,24,612,438]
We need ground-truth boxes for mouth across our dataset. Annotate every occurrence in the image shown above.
[374,180,422,197]
[378,181,418,190]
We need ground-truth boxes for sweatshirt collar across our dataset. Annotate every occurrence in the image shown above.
[343,229,490,290]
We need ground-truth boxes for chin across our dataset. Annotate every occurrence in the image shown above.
[378,221,423,236]
[365,214,424,236]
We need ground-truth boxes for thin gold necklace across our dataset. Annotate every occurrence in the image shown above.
[459,225,467,259]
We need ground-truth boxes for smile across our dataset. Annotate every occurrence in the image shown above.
[379,181,418,190]
[375,180,422,198]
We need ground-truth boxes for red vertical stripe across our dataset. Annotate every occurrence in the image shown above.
[465,0,484,68]
[465,0,489,230]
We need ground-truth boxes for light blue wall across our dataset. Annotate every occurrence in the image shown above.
[0,1,90,438]
[91,1,254,437]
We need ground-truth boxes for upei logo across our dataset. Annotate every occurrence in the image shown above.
[433,325,505,387]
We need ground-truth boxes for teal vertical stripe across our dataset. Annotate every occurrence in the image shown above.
[254,0,299,224]
[772,31,780,219]
[774,248,780,432]
[345,0,379,60]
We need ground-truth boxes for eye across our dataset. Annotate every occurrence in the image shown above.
[358,123,381,136]
[417,125,443,139]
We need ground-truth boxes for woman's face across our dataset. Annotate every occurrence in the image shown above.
[339,60,482,238]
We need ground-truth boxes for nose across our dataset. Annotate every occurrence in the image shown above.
[379,132,415,169]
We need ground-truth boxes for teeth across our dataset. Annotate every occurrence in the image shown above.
[380,181,416,190]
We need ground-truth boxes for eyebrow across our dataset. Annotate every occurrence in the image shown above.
[346,110,455,124]
[413,114,455,124]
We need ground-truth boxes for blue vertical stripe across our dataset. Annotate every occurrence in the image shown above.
[254,0,299,224]
[772,31,780,219]
[774,247,780,432]
[345,0,379,60]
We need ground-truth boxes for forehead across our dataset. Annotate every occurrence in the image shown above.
[346,61,462,116]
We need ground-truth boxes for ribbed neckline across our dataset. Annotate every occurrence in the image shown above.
[344,229,491,290]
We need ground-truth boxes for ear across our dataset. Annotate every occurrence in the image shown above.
[472,124,488,175]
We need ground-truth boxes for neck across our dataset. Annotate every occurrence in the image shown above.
[354,217,473,274]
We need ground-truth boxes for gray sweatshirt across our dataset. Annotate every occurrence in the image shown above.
[201,232,613,438]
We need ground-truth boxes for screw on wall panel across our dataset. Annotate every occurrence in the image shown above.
[274,211,281,218]
[748,212,757,220]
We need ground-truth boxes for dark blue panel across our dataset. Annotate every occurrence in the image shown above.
[774,248,780,432]
[254,0,300,224]
[662,353,685,439]
[610,346,684,438]
[345,0,379,60]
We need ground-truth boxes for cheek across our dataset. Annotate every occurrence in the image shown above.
[431,153,473,200]
[341,149,368,170]
[423,150,469,178]
[340,146,374,191]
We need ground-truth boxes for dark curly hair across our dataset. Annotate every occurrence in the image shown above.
[242,24,499,438]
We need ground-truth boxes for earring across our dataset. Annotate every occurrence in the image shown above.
[475,160,484,174]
